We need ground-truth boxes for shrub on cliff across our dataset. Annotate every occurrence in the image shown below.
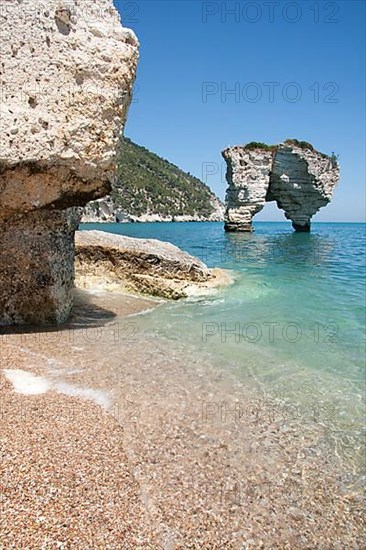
[284,139,315,151]
[244,142,277,151]
[111,138,221,218]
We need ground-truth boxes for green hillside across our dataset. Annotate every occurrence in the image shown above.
[109,138,222,218]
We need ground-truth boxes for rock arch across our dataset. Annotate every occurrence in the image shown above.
[223,141,339,232]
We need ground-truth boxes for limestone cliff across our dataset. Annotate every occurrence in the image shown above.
[0,0,139,325]
[223,140,340,232]
[81,137,224,223]
[222,147,274,232]
[81,194,224,223]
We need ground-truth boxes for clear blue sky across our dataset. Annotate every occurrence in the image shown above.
[116,0,365,222]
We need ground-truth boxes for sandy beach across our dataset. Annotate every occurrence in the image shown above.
[1,0,364,547]
[1,289,364,549]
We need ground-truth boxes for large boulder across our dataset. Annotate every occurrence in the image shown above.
[0,0,139,325]
[75,230,231,299]
[223,140,340,232]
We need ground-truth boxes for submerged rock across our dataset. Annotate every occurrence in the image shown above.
[75,230,231,300]
[223,140,340,232]
[0,0,139,325]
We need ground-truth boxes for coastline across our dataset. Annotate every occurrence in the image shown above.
[1,288,364,548]
[81,213,225,224]
[1,0,363,546]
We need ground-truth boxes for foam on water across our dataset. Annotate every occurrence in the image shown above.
[4,369,51,395]
[4,368,111,409]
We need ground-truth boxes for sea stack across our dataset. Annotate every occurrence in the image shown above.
[223,140,340,232]
[0,0,139,325]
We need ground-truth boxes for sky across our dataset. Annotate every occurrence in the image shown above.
[116,0,365,222]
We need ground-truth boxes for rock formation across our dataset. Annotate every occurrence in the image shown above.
[223,140,340,232]
[75,230,232,299]
[0,0,139,325]
[223,147,274,232]
[81,194,224,223]
[81,136,225,223]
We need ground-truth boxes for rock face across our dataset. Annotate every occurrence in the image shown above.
[0,0,139,325]
[81,196,125,223]
[223,141,340,232]
[81,195,224,223]
[75,230,232,299]
[222,147,274,232]
[0,209,80,325]
[268,145,339,231]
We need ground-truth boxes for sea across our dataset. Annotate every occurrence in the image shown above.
[80,221,366,474]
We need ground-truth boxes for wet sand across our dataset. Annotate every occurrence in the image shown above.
[1,290,365,548]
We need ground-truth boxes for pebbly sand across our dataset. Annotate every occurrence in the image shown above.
[0,289,365,548]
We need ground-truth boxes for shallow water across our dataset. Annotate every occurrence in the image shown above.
[80,221,366,473]
[2,222,365,545]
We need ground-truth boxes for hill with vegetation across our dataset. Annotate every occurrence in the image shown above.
[82,138,223,222]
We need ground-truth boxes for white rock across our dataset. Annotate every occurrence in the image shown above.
[0,0,139,221]
[222,141,340,232]
[0,0,139,325]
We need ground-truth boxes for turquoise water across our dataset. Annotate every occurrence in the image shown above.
[81,221,366,465]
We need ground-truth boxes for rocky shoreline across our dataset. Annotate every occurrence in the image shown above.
[81,196,224,223]
[75,230,232,299]
[1,1,360,548]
